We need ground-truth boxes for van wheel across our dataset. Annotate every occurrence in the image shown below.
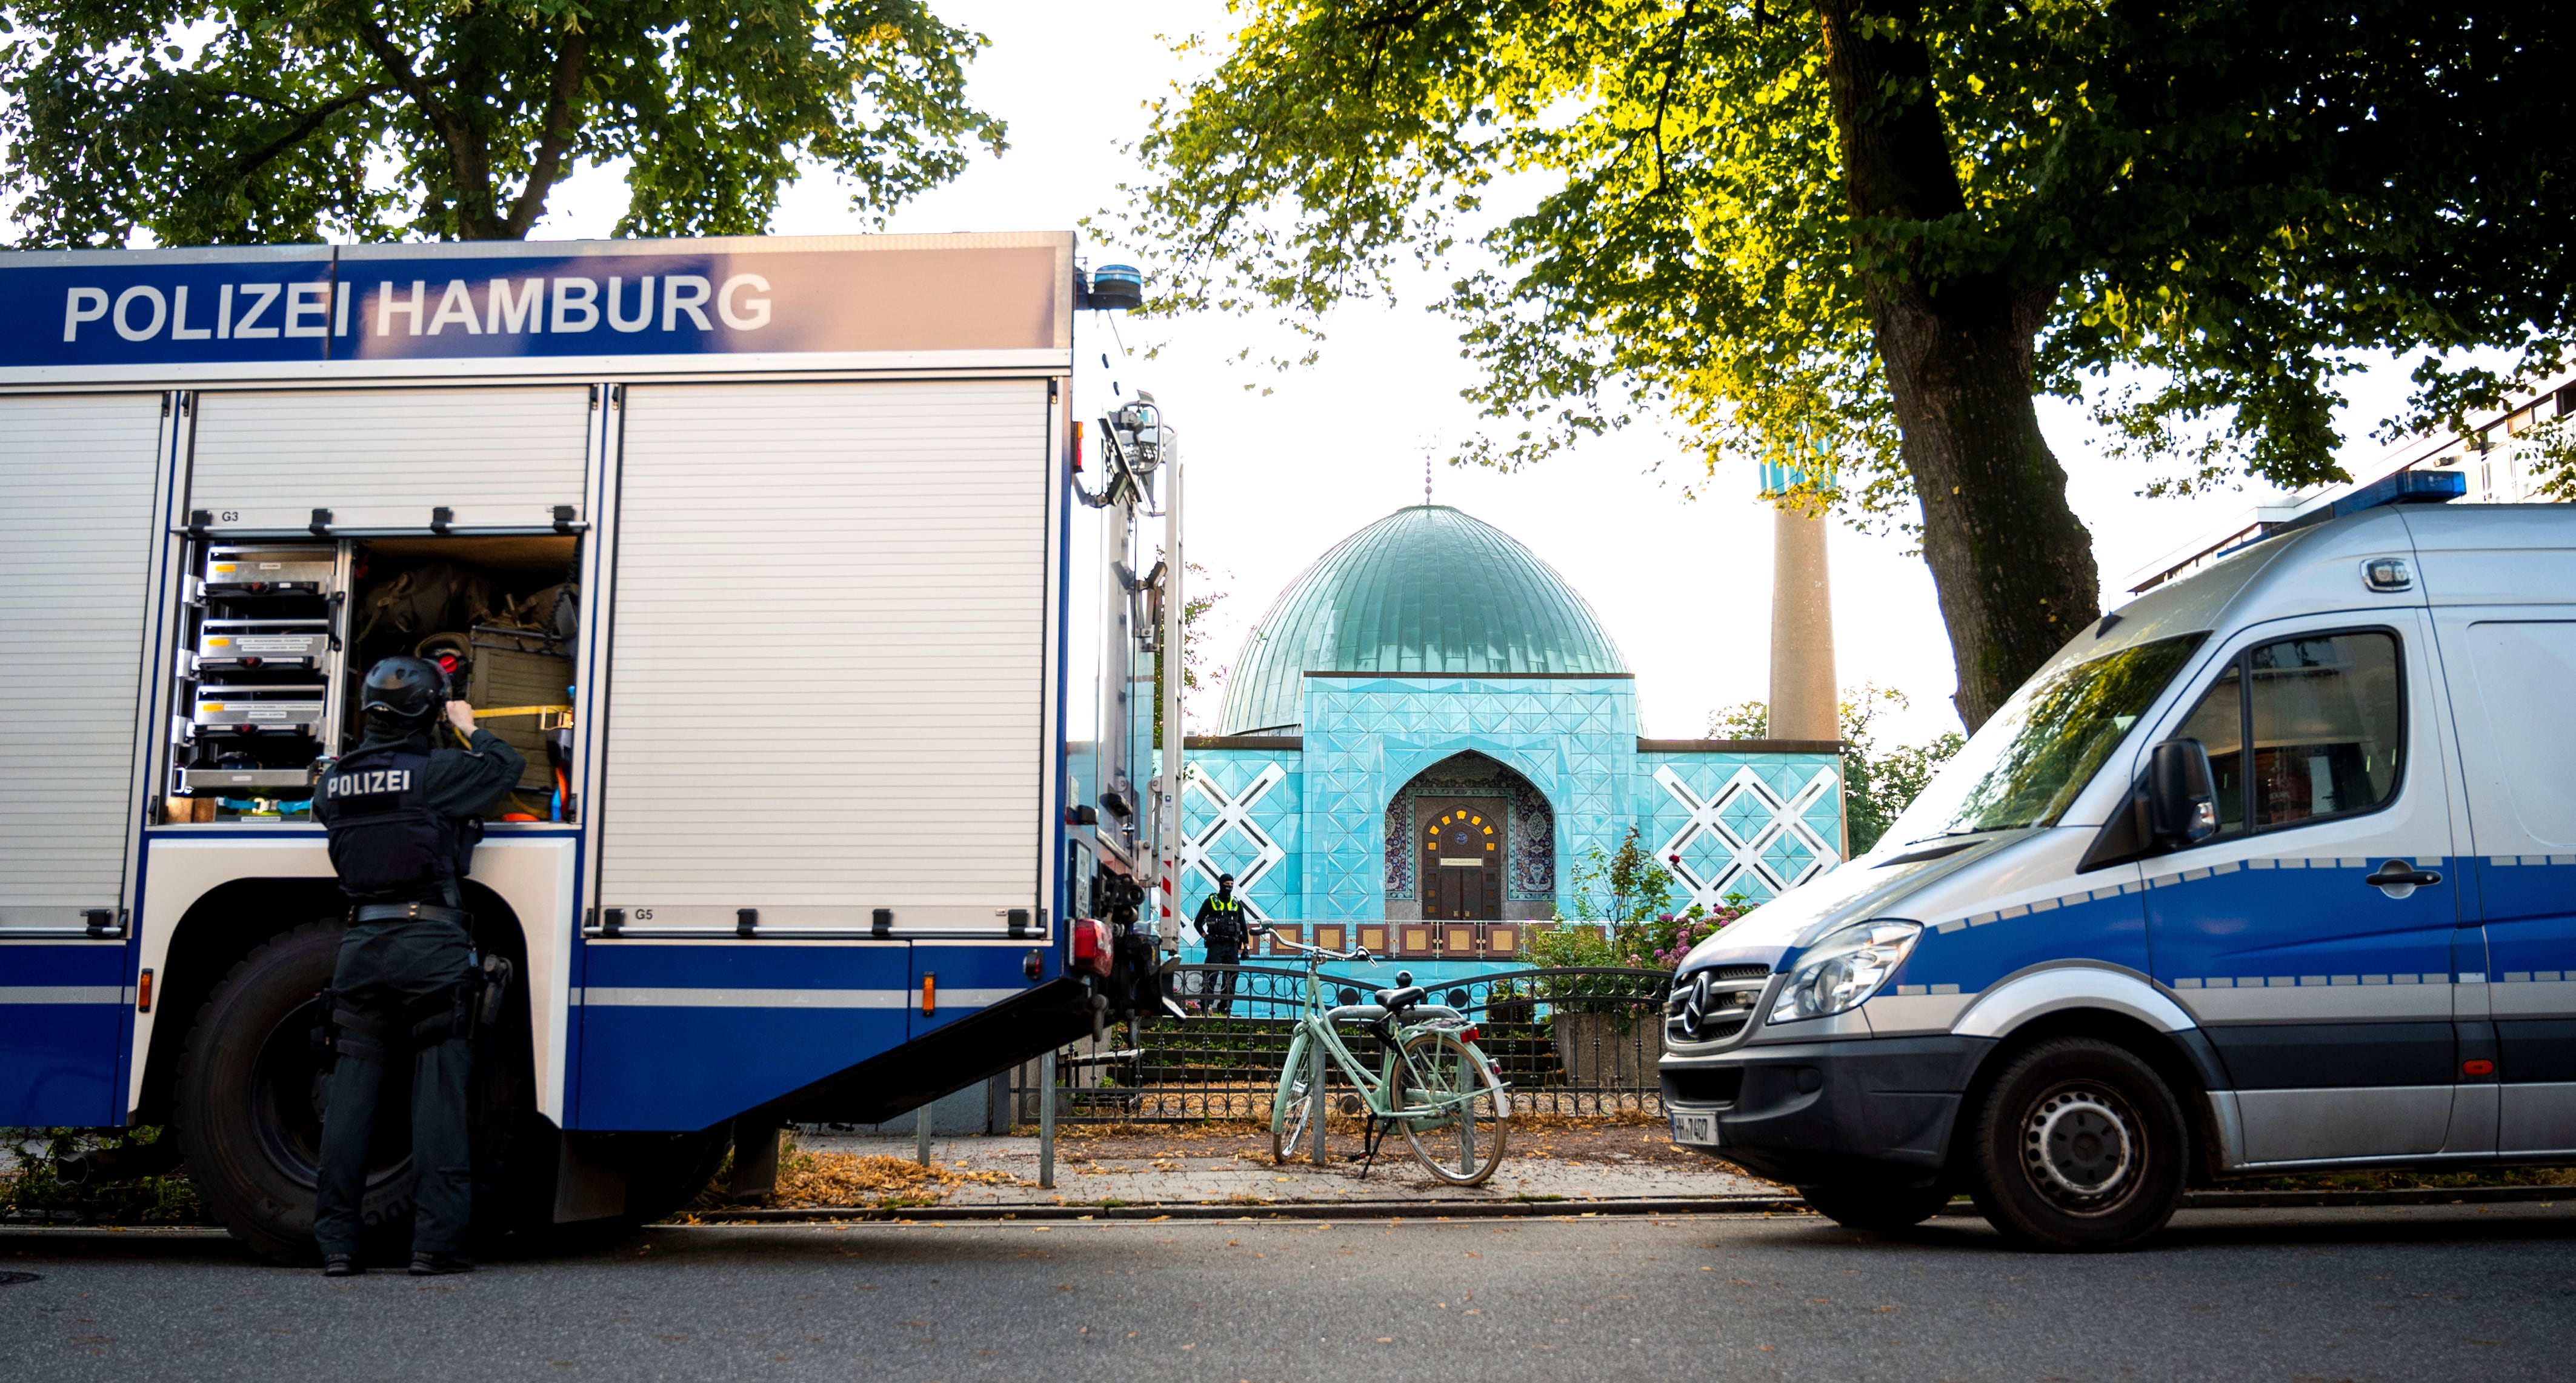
[1963,1037,2185,1252]
[175,921,413,1266]
[1796,1179,1953,1233]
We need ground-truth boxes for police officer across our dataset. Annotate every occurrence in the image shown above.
[1194,873,1248,1016]
[310,655,524,1277]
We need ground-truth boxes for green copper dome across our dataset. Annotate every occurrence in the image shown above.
[1216,505,1628,735]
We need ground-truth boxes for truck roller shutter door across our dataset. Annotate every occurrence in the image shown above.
[0,395,164,931]
[188,387,588,530]
[601,379,1049,932]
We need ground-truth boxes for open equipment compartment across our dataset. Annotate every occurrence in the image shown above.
[164,533,582,822]
[345,533,581,818]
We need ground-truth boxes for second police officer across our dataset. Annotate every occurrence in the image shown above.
[1194,872,1248,1015]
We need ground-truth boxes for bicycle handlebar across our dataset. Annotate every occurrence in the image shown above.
[1248,923,1370,965]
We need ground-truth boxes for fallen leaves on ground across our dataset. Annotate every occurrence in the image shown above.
[769,1152,1027,1208]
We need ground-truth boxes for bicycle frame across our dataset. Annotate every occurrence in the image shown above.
[1265,935,1482,1132]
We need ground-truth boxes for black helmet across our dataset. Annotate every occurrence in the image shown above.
[361,655,448,726]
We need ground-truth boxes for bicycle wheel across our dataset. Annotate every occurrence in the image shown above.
[1394,1029,1507,1185]
[1271,1035,1316,1164]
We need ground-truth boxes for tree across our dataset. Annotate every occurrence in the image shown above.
[1,1,1005,245]
[1709,684,1962,854]
[1151,560,1228,742]
[1120,2,2575,728]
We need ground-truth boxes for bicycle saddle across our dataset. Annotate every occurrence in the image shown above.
[1374,984,1427,1013]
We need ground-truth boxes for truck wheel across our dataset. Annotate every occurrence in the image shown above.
[1796,1179,1953,1233]
[175,921,413,1266]
[1963,1037,2186,1251]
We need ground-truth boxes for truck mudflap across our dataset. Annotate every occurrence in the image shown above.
[1660,1035,1994,1185]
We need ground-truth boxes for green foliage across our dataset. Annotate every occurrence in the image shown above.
[1563,826,1674,927]
[1705,685,1962,855]
[1,1126,201,1224]
[1117,1,2574,516]
[1835,686,1964,855]
[1153,561,1227,742]
[1,0,1006,245]
[1522,919,1619,968]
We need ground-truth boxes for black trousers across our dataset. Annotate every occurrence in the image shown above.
[1204,947,1242,1013]
[313,915,475,1258]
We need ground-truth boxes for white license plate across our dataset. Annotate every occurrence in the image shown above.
[1671,1111,1720,1146]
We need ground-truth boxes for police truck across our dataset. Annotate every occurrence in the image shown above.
[0,233,1177,1261]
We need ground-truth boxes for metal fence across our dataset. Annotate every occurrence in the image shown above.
[1000,965,1674,1127]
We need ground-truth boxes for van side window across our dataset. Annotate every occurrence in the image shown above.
[2246,633,2402,826]
[2176,631,2405,837]
[2174,664,2247,839]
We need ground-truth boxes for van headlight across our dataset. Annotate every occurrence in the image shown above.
[1769,920,1922,1024]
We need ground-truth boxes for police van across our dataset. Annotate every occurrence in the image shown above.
[0,234,1178,1260]
[1660,478,2576,1249]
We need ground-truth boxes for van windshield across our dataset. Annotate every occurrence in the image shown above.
[1885,634,2205,845]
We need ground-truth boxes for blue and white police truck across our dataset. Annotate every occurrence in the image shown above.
[1661,476,2576,1248]
[0,233,1179,1260]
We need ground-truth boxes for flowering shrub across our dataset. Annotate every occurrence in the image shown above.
[1646,902,1746,970]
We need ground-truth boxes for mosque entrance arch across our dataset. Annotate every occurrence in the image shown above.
[1384,751,1555,958]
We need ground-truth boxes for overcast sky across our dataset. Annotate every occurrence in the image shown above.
[536,0,2426,745]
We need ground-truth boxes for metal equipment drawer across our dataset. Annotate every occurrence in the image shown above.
[196,619,331,671]
[182,765,318,791]
[190,685,327,737]
[202,545,334,594]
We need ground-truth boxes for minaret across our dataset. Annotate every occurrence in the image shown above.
[1763,458,1838,743]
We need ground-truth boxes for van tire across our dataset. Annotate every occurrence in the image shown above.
[1797,1179,1954,1233]
[1963,1036,2186,1252]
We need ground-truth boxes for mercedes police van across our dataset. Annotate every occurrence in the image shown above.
[1661,478,2576,1249]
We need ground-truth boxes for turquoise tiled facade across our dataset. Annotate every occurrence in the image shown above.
[1174,507,1843,948]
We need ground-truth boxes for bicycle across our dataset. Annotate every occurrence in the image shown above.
[1251,923,1509,1185]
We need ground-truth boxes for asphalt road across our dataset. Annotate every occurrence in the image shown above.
[6,1205,2574,1382]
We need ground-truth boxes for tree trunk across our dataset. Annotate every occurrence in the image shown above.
[1815,0,2102,732]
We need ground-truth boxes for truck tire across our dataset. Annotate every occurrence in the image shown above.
[175,921,411,1266]
[175,918,562,1265]
[1963,1036,2186,1251]
[1796,1179,1953,1233]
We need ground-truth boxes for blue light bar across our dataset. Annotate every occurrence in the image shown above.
[2212,466,2467,562]
[2265,467,2465,540]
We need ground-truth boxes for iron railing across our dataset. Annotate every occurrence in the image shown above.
[1001,965,1674,1126]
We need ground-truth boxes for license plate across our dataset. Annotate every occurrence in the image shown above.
[1671,1111,1720,1146]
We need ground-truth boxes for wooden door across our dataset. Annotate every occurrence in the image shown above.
[1420,799,1503,922]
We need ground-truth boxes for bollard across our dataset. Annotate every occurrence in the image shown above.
[917,1101,933,1167]
[1038,1048,1057,1189]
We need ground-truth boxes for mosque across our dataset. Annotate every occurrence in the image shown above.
[1175,502,1845,975]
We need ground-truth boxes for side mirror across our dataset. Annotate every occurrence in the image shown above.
[2148,738,2219,846]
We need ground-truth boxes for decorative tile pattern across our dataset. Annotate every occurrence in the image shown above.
[1648,758,1843,908]
[1179,699,1842,925]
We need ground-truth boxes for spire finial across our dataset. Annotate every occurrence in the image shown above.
[1425,456,1433,507]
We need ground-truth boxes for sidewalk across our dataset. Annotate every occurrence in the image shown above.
[708,1121,1792,1220]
